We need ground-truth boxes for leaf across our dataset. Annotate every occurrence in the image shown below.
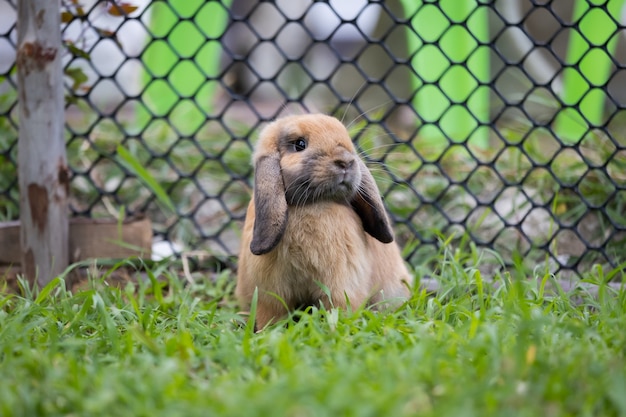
[115,145,176,213]
[93,28,124,49]
[107,3,139,17]
[61,11,74,23]
[64,94,78,106]
[64,67,89,91]
[34,277,64,304]
[64,42,91,60]
[94,28,115,38]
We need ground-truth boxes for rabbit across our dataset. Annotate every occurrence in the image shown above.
[236,113,411,329]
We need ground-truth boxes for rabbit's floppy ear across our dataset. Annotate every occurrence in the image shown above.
[250,153,289,255]
[351,159,394,243]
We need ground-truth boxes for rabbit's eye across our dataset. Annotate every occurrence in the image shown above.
[292,138,307,152]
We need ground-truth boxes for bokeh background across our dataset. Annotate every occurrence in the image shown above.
[1,0,625,277]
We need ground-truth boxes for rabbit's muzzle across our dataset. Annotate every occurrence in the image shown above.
[283,148,361,206]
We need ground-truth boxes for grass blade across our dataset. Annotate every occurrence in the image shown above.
[115,144,176,213]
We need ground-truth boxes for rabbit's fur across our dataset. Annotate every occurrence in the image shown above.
[236,114,410,329]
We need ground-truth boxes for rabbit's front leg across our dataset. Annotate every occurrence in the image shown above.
[254,296,287,330]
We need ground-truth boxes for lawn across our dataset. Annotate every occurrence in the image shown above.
[1,243,625,417]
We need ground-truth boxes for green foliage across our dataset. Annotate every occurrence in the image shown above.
[1,247,625,417]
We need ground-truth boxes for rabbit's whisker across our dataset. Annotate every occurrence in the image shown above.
[346,99,394,131]
[286,176,313,208]
[341,81,368,124]
[349,124,395,140]
[357,142,403,157]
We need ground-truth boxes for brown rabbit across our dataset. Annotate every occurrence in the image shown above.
[236,114,410,329]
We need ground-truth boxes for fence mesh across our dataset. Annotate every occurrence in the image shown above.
[1,0,625,277]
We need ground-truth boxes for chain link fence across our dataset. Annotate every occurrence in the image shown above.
[1,0,625,277]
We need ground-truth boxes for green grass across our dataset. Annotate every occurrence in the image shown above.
[1,245,625,417]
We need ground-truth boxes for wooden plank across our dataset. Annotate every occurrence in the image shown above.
[0,220,22,264]
[0,217,152,264]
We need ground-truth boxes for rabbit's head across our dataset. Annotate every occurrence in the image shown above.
[250,114,393,255]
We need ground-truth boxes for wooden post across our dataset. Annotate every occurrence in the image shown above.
[16,0,69,286]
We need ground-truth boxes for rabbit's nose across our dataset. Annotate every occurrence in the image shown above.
[335,155,354,169]
[334,157,355,170]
